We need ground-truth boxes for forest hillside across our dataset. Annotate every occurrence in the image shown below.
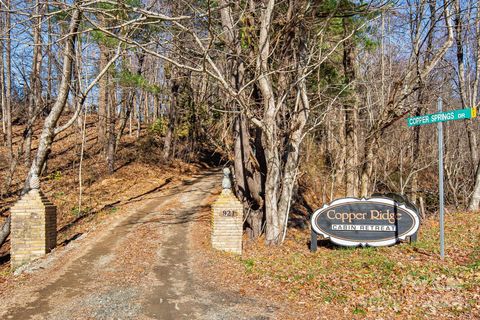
[0,0,480,319]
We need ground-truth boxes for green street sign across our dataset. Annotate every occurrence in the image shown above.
[407,108,476,127]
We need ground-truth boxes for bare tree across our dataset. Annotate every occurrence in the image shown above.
[358,0,454,196]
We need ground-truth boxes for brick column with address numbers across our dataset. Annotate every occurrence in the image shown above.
[10,175,57,270]
[211,168,244,255]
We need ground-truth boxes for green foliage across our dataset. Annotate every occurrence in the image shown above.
[239,15,255,50]
[148,118,168,136]
[70,206,91,217]
[48,5,69,23]
[242,258,255,273]
[53,192,65,199]
[49,171,62,181]
[91,30,119,48]
[89,0,144,48]
[175,121,190,139]
[362,36,379,51]
[124,0,142,7]
[353,307,367,316]
[117,70,161,94]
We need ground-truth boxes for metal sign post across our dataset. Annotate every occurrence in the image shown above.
[406,98,478,260]
[437,97,445,260]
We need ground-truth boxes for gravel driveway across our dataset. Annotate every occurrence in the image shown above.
[0,171,274,320]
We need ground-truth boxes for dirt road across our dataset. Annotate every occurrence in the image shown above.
[0,171,274,320]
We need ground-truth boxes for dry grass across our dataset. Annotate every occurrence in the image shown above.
[193,209,480,319]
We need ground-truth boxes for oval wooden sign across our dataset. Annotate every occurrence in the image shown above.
[311,197,420,247]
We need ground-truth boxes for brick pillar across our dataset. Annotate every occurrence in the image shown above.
[211,189,244,255]
[10,178,57,270]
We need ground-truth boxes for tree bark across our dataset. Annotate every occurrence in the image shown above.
[22,5,82,193]
[256,0,281,245]
[453,0,479,168]
[0,7,5,138]
[25,0,43,166]
[343,17,359,197]
[4,0,12,160]
[97,44,109,148]
[468,0,480,211]
[0,216,10,252]
[106,83,117,173]
[234,115,264,238]
[358,2,453,197]
[360,134,376,197]
[0,1,81,248]
[277,16,310,242]
[163,79,178,161]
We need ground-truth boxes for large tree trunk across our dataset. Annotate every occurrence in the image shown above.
[1,0,14,196]
[256,0,281,245]
[263,118,281,244]
[219,0,265,238]
[22,6,81,192]
[233,115,264,238]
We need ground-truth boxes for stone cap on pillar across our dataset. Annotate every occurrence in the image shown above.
[222,168,232,190]
[12,175,54,211]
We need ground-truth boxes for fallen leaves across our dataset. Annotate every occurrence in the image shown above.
[193,212,480,319]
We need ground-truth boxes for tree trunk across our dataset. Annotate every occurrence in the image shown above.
[22,5,81,193]
[5,0,12,160]
[470,165,480,211]
[115,89,133,151]
[0,4,81,248]
[106,84,116,174]
[453,0,479,168]
[0,216,11,253]
[467,0,480,211]
[411,107,422,203]
[343,17,359,197]
[163,80,178,161]
[360,134,376,197]
[25,0,43,166]
[256,0,281,244]
[46,0,53,111]
[97,44,108,148]
[233,115,264,238]
[277,21,310,242]
[0,7,5,138]
[219,0,265,238]
[233,116,247,200]
[263,122,281,244]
